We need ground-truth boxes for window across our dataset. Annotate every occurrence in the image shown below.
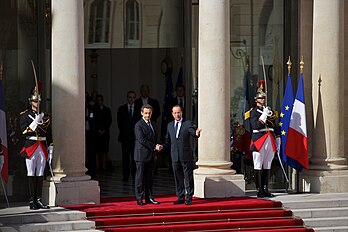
[125,0,140,47]
[88,0,111,46]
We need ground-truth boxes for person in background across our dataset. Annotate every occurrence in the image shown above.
[85,92,97,178]
[94,94,112,171]
[134,85,161,122]
[117,91,137,182]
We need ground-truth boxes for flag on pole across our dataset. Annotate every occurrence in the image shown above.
[279,72,304,171]
[0,69,8,183]
[284,72,309,170]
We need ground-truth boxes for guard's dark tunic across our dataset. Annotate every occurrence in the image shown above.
[20,109,53,160]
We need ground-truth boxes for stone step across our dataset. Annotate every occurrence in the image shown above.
[0,206,87,225]
[302,217,348,228]
[1,220,96,232]
[292,207,348,218]
[313,226,348,232]
[281,198,348,209]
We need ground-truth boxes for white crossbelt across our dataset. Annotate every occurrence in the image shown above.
[253,128,274,133]
[27,136,46,141]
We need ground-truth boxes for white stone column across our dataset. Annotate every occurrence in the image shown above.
[194,0,245,198]
[45,0,100,205]
[301,0,348,193]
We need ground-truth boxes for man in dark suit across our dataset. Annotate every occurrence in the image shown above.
[134,85,161,122]
[134,104,161,205]
[161,105,201,205]
[117,91,137,182]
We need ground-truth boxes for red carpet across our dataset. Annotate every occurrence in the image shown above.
[64,195,314,232]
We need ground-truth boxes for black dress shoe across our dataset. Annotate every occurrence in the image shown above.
[145,198,160,204]
[36,198,50,209]
[137,200,144,205]
[29,201,39,210]
[185,198,192,205]
[173,198,185,204]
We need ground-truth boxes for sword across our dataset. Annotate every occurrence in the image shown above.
[48,162,58,195]
[30,60,40,113]
[48,146,58,194]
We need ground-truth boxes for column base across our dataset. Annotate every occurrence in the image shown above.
[43,179,100,206]
[300,169,348,193]
[194,173,245,198]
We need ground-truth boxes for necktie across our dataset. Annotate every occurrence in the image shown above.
[129,105,133,118]
[179,98,183,109]
[174,121,179,138]
[147,121,154,134]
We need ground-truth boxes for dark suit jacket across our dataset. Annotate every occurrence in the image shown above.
[134,97,161,122]
[134,118,157,162]
[249,106,277,152]
[117,104,137,144]
[164,120,199,162]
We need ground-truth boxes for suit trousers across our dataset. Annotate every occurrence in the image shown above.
[135,159,155,200]
[172,159,194,198]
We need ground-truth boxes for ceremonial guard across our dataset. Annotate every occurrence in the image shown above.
[246,81,279,198]
[20,87,53,209]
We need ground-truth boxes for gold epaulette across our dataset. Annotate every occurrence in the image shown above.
[244,108,253,120]
[20,109,28,115]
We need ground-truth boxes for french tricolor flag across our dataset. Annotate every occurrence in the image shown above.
[284,72,309,170]
[0,69,8,183]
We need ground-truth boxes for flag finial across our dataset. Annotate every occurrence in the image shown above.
[287,56,292,74]
[300,56,304,73]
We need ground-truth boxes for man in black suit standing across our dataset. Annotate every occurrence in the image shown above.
[134,85,161,122]
[161,105,201,205]
[134,104,161,205]
[117,91,137,182]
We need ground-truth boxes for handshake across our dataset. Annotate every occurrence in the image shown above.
[155,144,163,152]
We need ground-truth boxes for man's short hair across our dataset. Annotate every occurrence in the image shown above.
[175,84,185,91]
[127,90,136,97]
[172,105,182,112]
[141,104,153,112]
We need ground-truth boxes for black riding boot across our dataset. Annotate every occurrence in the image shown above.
[261,169,274,198]
[254,170,264,198]
[28,176,38,210]
[36,176,50,209]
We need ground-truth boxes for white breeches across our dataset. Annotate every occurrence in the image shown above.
[26,145,46,176]
[252,136,274,170]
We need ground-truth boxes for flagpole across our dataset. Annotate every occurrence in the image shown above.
[295,57,305,194]
[0,175,9,208]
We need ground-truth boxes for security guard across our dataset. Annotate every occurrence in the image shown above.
[20,87,53,210]
[247,83,279,198]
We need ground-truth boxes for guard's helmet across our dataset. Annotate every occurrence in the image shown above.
[28,87,41,102]
[254,90,266,99]
[254,80,266,100]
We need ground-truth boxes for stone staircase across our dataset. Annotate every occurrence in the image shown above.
[273,192,348,232]
[1,193,348,231]
[0,205,101,232]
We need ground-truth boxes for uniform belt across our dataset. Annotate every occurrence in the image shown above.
[253,128,274,133]
[27,136,46,141]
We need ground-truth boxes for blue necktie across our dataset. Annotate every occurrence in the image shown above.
[175,122,179,138]
[147,121,154,134]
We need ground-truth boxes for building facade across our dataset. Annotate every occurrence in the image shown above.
[0,0,347,204]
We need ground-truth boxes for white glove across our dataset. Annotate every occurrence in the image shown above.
[259,106,272,124]
[48,145,54,164]
[0,155,4,173]
[276,137,281,154]
[29,113,44,131]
